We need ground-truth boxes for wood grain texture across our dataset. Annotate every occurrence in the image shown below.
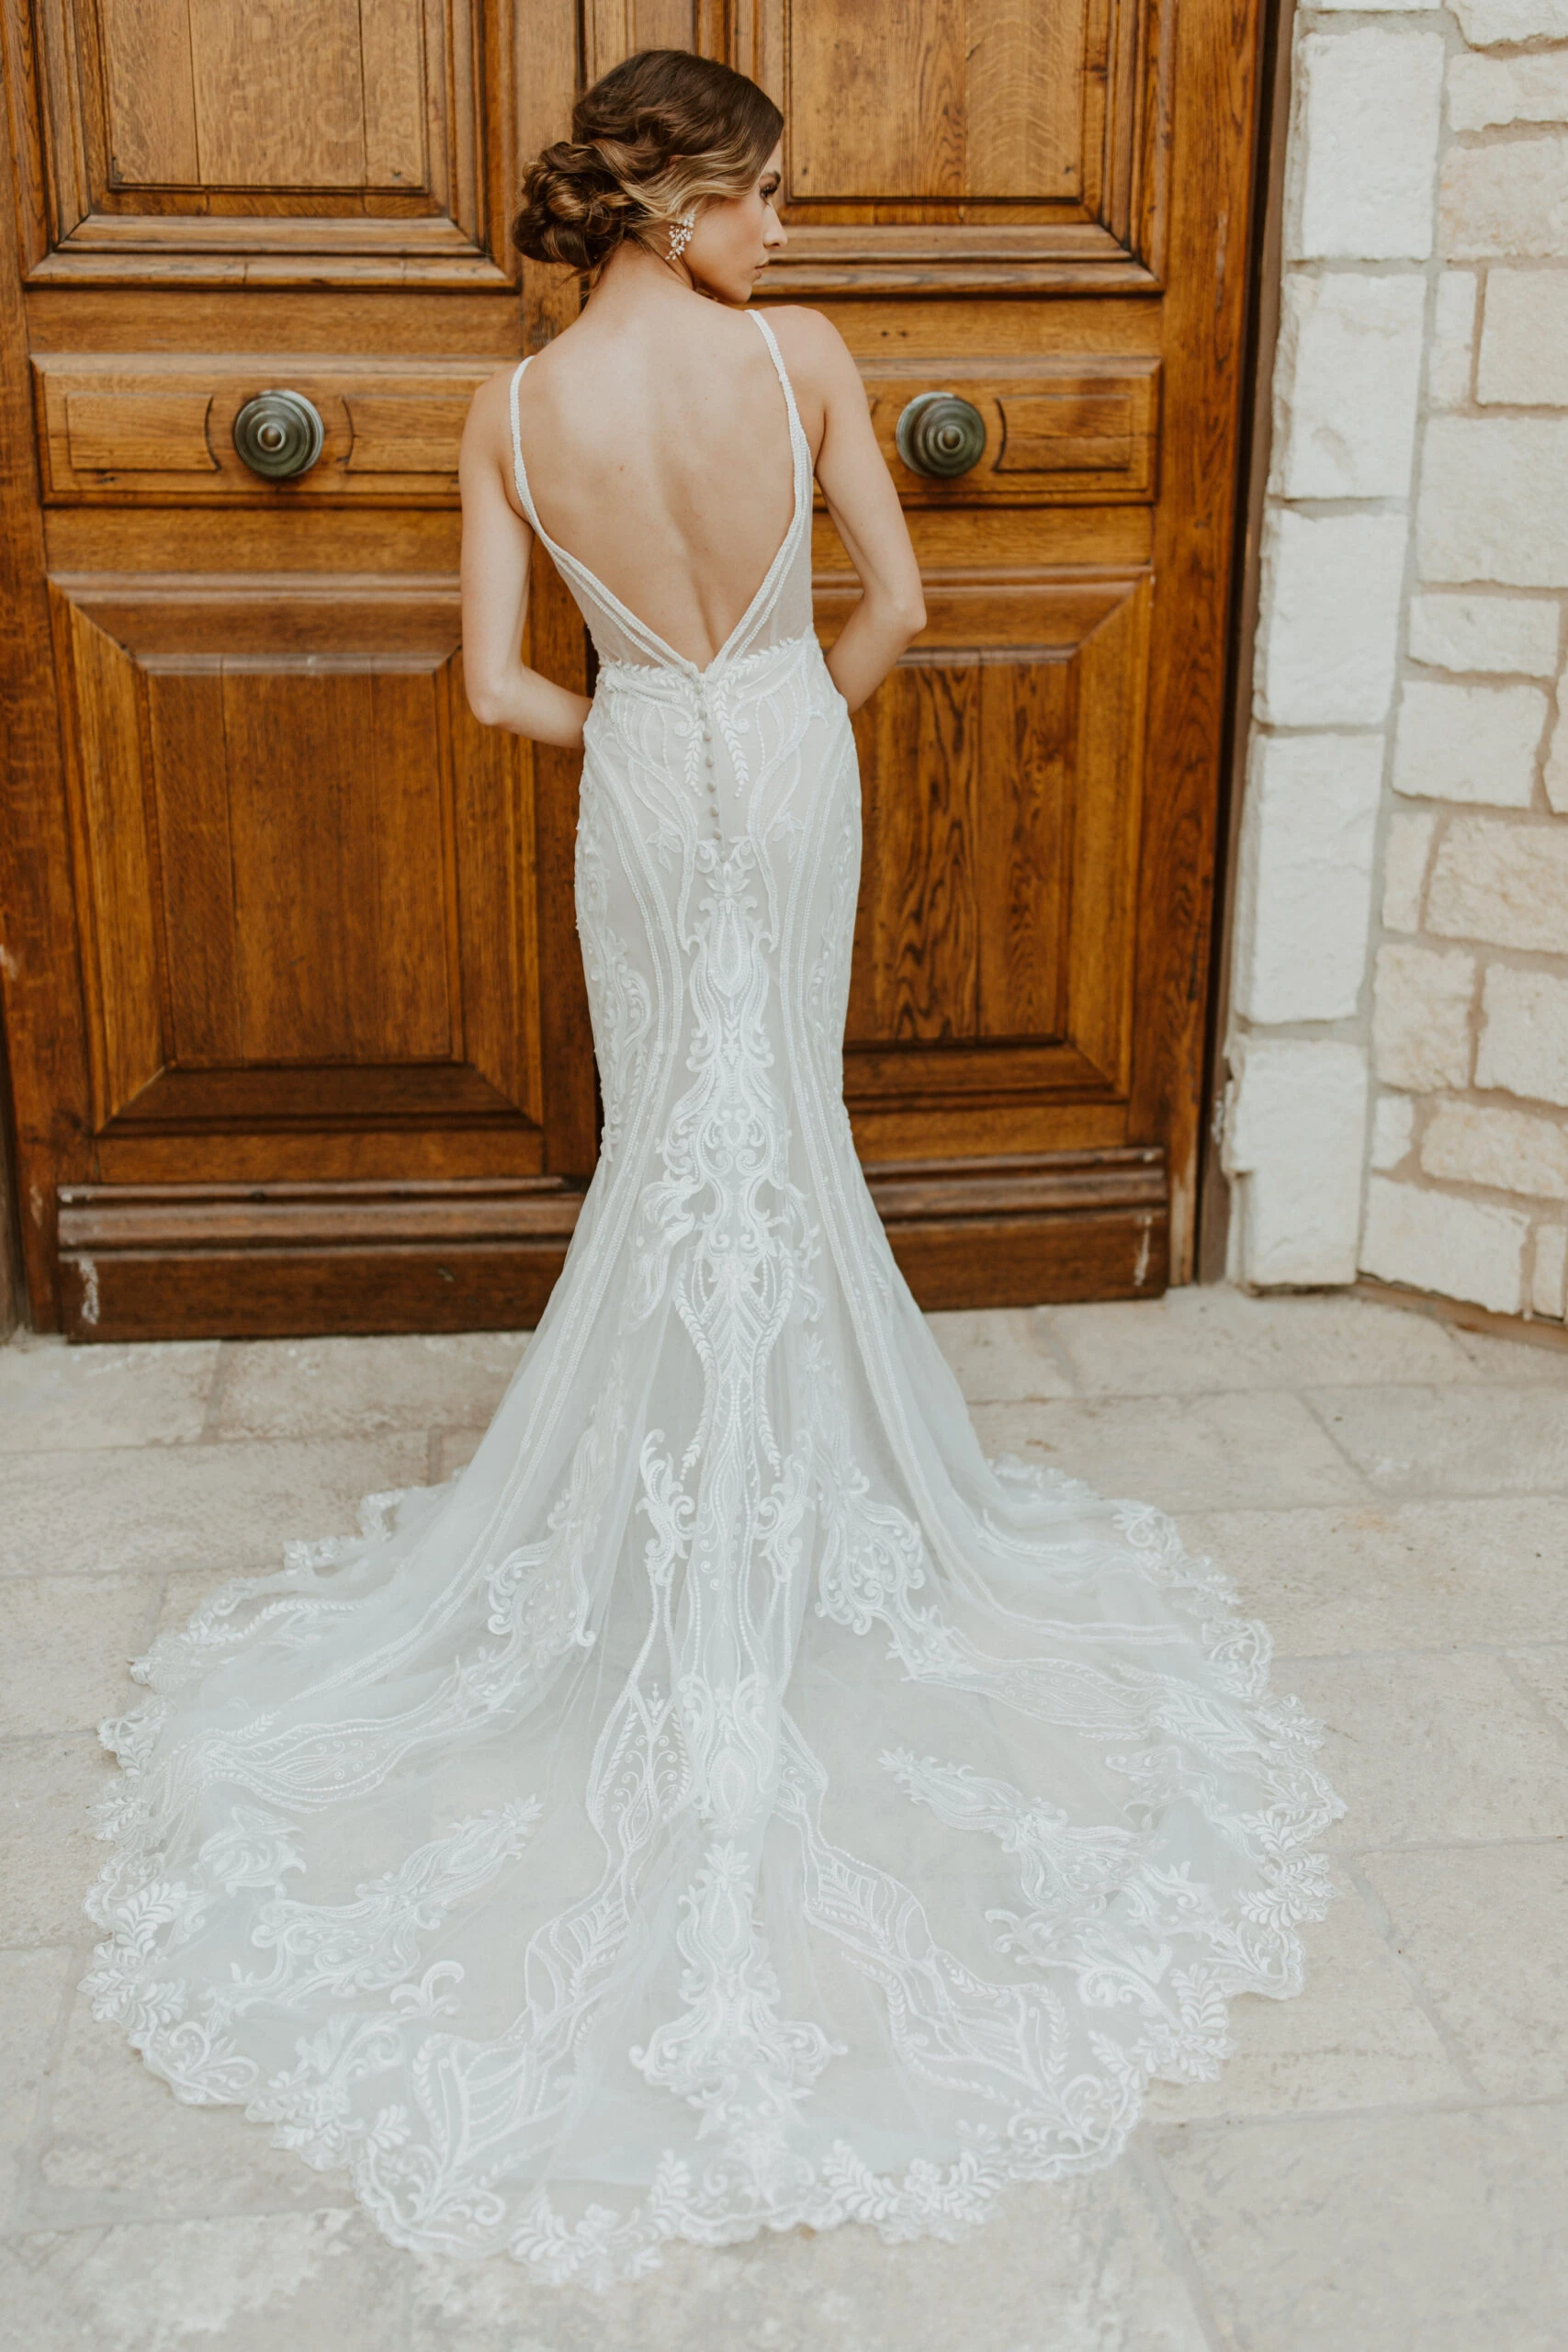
[785,0,1083,203]
[49,589,164,1125]
[36,356,494,502]
[854,357,1159,509]
[1128,0,1260,1273]
[98,0,197,187]
[19,0,513,288]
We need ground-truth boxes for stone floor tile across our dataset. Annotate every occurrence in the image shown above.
[1305,1383,1568,1496]
[1154,2103,1568,2352]
[408,2166,1212,2352]
[0,2209,410,2352]
[0,1577,157,1737]
[1451,1324,1568,1382]
[0,1433,428,1577]
[925,1309,1075,1403]
[971,1390,1366,1512]
[1363,1844,1568,2098]
[1284,1650,1568,1847]
[216,1331,530,1442]
[1143,1871,1462,2122]
[0,1735,114,1942]
[1179,1497,1568,1655]
[0,1948,73,2226]
[0,1338,220,1453]
[1506,1642,1568,1742]
[37,1999,351,2223]
[1040,1286,1472,1396]
[433,1428,485,1481]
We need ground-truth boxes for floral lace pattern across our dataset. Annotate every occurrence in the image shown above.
[85,311,1345,2289]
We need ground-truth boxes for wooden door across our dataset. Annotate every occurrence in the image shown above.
[0,0,1261,1337]
[750,0,1259,1308]
[0,0,599,1336]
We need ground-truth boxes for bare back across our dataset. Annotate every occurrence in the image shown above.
[512,294,799,671]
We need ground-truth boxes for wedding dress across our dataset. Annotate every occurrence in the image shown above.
[86,311,1344,2290]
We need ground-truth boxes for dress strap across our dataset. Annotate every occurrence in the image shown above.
[507,356,538,528]
[747,311,809,482]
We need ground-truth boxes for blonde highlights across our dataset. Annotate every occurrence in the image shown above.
[513,50,783,276]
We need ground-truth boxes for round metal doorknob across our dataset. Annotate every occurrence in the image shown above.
[233,390,325,481]
[895,390,987,480]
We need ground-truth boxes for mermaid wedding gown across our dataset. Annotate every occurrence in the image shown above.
[86,312,1343,2290]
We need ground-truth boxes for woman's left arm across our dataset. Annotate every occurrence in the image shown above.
[458,373,592,748]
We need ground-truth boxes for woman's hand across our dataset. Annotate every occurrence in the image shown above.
[458,372,593,749]
[769,310,926,715]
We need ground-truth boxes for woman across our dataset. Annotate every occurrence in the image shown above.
[85,51,1342,2291]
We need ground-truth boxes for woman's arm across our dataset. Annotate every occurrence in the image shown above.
[457,373,592,748]
[772,310,926,714]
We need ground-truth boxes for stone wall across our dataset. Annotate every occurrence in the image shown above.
[1224,0,1568,1325]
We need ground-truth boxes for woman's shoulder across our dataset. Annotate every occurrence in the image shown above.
[758,304,861,403]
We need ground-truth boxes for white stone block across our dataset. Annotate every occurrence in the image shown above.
[1255,509,1408,725]
[1392,680,1548,806]
[1441,139,1568,260]
[1544,680,1568,813]
[1533,1224,1567,1317]
[1408,594,1560,677]
[1359,1178,1527,1314]
[1292,30,1446,263]
[1417,418,1568,587]
[1373,942,1477,1088]
[1226,1040,1370,1286]
[1477,271,1568,408]
[1382,809,1437,931]
[1427,817,1568,950]
[1477,961,1568,1104]
[1428,271,1478,409]
[1371,1091,1417,1170]
[1450,0,1568,41]
[1421,1098,1568,1196]
[1270,273,1426,499]
[1232,733,1382,1022]
[1448,51,1568,130]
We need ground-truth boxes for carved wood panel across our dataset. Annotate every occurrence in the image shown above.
[49,573,545,1149]
[34,356,492,501]
[11,0,516,283]
[734,0,1167,291]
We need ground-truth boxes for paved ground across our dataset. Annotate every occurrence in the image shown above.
[2,1284,1565,2351]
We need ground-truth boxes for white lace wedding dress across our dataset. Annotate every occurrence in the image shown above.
[86,312,1344,2290]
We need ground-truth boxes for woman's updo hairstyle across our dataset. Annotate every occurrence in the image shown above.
[513,49,783,276]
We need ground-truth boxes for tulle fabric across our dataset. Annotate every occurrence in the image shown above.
[85,312,1344,2290]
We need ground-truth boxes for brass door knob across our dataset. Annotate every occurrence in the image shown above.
[233,390,325,481]
[895,390,987,480]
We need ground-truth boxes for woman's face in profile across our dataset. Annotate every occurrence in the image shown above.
[685,143,787,304]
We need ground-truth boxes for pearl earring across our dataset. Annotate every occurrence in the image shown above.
[667,209,695,264]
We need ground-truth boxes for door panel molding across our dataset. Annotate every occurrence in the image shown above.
[734,0,1170,292]
[35,356,493,503]
[4,0,518,287]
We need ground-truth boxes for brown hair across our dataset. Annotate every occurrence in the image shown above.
[513,50,783,276]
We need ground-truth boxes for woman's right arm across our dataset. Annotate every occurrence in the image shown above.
[458,373,592,749]
[774,311,926,715]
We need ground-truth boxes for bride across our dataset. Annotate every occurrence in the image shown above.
[85,49,1344,2291]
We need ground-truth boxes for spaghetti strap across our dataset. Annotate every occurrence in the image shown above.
[507,355,537,530]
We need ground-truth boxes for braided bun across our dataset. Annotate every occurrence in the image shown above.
[513,50,783,277]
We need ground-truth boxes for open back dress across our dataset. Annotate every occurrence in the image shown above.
[85,310,1344,2291]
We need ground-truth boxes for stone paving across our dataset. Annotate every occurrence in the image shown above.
[2,1284,1565,2351]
